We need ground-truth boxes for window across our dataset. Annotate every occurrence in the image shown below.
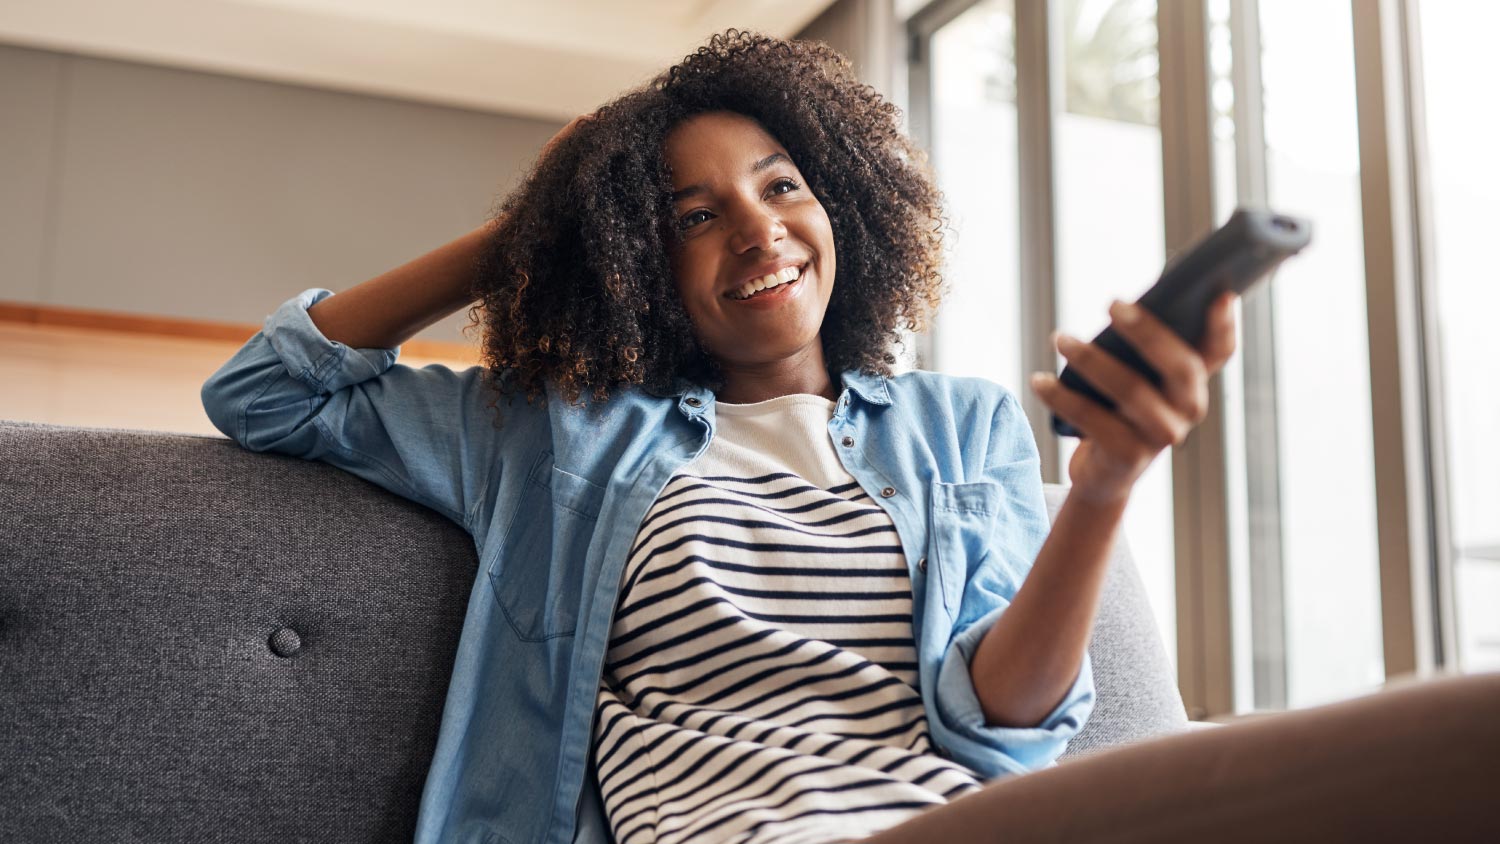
[1052,0,1175,672]
[927,0,1023,393]
[1255,0,1386,708]
[919,0,1180,670]
[1417,2,1500,673]
[908,0,1476,716]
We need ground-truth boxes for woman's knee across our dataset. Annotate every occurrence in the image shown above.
[1377,671,1500,719]
[1381,670,1500,738]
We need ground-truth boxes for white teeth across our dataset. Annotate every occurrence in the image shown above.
[731,264,803,300]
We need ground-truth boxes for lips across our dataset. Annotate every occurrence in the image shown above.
[725,258,810,299]
[727,263,805,300]
[727,264,809,307]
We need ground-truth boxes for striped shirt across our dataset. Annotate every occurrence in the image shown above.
[592,393,984,844]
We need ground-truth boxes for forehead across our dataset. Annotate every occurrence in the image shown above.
[663,111,789,177]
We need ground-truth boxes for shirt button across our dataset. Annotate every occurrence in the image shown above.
[918,557,928,573]
[685,397,702,407]
[881,486,896,498]
[841,436,854,448]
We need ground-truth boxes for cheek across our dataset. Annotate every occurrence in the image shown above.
[668,272,713,327]
[669,277,702,323]
[672,248,721,301]
[814,224,836,279]
[807,205,835,254]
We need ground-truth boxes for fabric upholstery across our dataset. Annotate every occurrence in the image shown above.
[0,419,1188,842]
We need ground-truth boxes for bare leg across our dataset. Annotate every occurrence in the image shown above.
[854,671,1500,843]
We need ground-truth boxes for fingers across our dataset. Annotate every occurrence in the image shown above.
[1104,295,1237,425]
[1030,371,1147,453]
[1039,293,1239,451]
[1105,300,1207,419]
[1052,332,1190,449]
[1199,291,1239,370]
[544,112,599,157]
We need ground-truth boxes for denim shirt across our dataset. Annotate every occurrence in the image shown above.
[201,288,1095,844]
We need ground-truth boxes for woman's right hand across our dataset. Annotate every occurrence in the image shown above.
[537,112,596,166]
[484,112,596,236]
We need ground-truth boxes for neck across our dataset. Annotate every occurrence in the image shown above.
[715,346,838,405]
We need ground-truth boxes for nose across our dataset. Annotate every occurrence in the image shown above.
[727,201,786,254]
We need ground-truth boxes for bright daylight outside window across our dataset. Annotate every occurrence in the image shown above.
[923,0,1485,707]
[1255,0,1385,709]
[1418,3,1500,673]
[929,0,1022,394]
[1204,0,1384,714]
[1051,0,1174,672]
[925,0,1179,672]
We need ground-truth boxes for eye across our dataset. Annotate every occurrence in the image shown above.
[678,209,712,230]
[769,178,800,196]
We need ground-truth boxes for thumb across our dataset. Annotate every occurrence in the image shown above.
[1200,291,1238,369]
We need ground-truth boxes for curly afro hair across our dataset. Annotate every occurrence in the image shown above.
[467,28,950,417]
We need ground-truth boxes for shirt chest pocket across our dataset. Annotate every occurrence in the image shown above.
[486,452,606,641]
[926,480,1004,623]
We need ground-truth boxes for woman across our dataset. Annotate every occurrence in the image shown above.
[202,29,1496,844]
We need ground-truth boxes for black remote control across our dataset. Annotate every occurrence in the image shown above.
[1052,207,1312,438]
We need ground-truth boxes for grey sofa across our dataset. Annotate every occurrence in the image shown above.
[0,418,1189,843]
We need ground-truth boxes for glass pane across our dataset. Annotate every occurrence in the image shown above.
[1053,0,1175,672]
[1259,0,1385,707]
[928,0,1022,393]
[1416,2,1500,673]
[1204,0,1259,715]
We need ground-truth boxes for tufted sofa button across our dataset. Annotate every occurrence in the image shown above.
[269,627,302,658]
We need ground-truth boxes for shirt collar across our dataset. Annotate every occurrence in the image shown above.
[839,369,893,407]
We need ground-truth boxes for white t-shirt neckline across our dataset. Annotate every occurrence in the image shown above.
[713,392,836,417]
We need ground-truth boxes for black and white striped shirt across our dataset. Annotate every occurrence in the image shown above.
[592,393,983,844]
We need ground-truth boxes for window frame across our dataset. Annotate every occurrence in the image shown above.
[901,0,1457,718]
[1349,0,1457,678]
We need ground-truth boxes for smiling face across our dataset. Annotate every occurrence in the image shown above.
[663,111,837,383]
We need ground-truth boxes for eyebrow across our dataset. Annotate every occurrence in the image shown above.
[670,152,790,202]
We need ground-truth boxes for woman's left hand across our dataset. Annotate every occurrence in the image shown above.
[1030,291,1239,504]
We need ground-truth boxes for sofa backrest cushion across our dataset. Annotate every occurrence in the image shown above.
[0,420,1185,841]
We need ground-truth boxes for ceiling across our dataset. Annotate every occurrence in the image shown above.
[0,0,841,120]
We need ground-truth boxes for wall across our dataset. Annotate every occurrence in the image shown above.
[0,43,562,344]
[0,0,893,345]
[798,0,898,101]
[0,3,899,435]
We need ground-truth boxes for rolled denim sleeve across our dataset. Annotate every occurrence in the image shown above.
[931,386,1095,779]
[200,287,508,532]
[936,610,1095,776]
